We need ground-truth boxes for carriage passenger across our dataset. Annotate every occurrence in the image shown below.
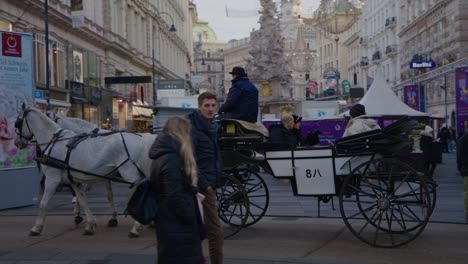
[269,114,301,146]
[149,117,205,264]
[420,125,438,178]
[342,104,381,137]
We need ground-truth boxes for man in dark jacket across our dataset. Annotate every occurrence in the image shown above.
[218,66,258,123]
[456,126,468,221]
[269,114,300,146]
[187,92,224,264]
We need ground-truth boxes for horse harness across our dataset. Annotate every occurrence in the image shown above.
[16,109,145,187]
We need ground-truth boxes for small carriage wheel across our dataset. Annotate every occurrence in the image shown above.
[227,167,270,227]
[216,173,249,239]
[339,158,431,248]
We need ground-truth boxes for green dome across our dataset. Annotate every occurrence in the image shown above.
[193,20,218,43]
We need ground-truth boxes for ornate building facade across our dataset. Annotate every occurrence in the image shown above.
[0,0,193,129]
[192,19,225,97]
[396,0,468,126]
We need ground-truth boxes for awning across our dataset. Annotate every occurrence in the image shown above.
[71,96,90,104]
[133,99,152,117]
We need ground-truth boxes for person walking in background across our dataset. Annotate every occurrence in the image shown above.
[218,66,258,123]
[420,125,437,178]
[449,126,457,152]
[456,124,468,222]
[149,117,204,264]
[438,124,451,153]
[188,92,224,264]
[342,104,381,137]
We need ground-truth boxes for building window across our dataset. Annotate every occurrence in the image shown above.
[34,34,66,88]
[207,65,211,72]
[0,20,12,31]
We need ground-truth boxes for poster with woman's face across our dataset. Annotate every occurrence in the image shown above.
[0,88,35,169]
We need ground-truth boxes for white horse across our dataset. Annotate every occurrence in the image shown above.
[49,113,118,227]
[50,112,157,237]
[14,105,154,236]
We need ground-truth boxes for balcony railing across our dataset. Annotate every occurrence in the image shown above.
[385,45,398,56]
[385,17,397,28]
[359,36,368,45]
[372,51,382,61]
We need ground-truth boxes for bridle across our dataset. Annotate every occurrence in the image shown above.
[14,108,34,143]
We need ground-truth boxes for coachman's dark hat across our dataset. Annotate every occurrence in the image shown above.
[229,66,246,75]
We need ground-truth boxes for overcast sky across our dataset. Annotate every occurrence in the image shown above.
[194,0,320,42]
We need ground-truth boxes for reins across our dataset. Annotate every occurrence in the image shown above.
[16,108,146,188]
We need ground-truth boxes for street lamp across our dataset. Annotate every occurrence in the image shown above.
[152,12,177,116]
[45,0,51,115]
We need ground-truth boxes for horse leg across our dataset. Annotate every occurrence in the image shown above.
[129,221,144,238]
[105,181,118,227]
[72,186,83,225]
[30,173,61,236]
[71,184,97,236]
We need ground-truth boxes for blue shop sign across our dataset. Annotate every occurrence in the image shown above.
[410,59,436,69]
[34,90,43,99]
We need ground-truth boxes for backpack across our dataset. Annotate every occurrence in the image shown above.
[125,179,158,225]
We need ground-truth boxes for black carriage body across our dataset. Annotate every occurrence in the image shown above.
[216,117,435,247]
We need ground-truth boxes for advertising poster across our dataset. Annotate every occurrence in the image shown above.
[0,31,35,169]
[455,67,468,136]
[403,85,420,111]
[73,50,83,83]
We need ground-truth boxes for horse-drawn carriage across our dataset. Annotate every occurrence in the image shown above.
[216,117,437,248]
[14,105,436,248]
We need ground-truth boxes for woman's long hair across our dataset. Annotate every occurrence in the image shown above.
[163,117,198,187]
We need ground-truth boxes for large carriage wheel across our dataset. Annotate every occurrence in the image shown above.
[339,158,431,248]
[216,173,249,239]
[227,167,270,227]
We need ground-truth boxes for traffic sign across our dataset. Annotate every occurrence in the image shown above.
[34,90,43,99]
[190,75,205,84]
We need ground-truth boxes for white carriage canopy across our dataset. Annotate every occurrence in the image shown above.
[343,75,429,117]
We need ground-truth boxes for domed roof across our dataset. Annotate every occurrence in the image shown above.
[193,20,218,43]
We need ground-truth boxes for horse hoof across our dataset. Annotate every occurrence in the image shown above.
[128,232,139,239]
[74,216,83,225]
[29,230,41,236]
[107,219,118,227]
[83,230,95,236]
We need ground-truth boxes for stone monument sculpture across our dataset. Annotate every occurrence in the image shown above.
[247,0,292,101]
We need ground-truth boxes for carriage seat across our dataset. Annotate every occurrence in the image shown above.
[219,119,269,138]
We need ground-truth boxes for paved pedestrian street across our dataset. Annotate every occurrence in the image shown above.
[0,153,467,263]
